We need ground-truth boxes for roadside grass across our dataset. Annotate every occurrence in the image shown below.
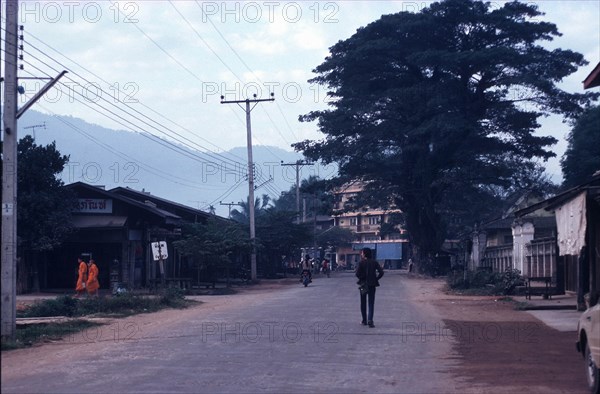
[2,287,196,351]
[1,320,103,351]
[446,269,525,297]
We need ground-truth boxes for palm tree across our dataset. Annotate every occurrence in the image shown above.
[230,194,271,224]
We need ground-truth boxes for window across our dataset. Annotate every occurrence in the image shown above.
[350,218,357,226]
[368,216,380,225]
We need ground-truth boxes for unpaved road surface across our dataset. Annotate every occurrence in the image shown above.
[1,271,589,393]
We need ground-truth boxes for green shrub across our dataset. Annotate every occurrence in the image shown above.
[18,291,191,320]
[160,286,186,307]
[2,320,102,350]
[19,295,78,317]
[447,268,523,295]
[498,269,525,295]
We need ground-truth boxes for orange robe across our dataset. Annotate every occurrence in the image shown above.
[86,263,100,293]
[76,261,87,292]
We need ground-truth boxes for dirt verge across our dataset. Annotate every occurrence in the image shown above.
[403,275,589,394]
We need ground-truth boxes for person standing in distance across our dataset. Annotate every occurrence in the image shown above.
[75,258,87,298]
[356,247,384,327]
[86,259,100,297]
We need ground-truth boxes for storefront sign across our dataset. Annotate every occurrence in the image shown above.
[75,198,113,213]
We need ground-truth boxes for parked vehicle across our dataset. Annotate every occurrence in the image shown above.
[576,291,600,394]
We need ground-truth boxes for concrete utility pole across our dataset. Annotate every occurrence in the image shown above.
[2,0,19,341]
[1,0,67,339]
[220,94,274,281]
[281,160,312,223]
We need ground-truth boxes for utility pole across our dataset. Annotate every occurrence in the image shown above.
[219,201,241,218]
[2,0,19,341]
[281,160,312,223]
[1,1,67,339]
[24,122,46,140]
[220,93,274,281]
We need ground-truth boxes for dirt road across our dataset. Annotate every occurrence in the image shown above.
[2,273,589,393]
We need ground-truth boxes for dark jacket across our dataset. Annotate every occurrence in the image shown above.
[355,258,384,287]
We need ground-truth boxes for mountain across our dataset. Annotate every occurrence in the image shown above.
[17,110,326,217]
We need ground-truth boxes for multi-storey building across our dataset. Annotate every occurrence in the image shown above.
[332,182,408,269]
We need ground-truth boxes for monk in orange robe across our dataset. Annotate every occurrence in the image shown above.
[75,258,87,297]
[86,259,100,297]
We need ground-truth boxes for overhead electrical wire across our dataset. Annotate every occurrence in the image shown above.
[12,59,241,190]
[0,22,248,171]
[18,43,248,169]
[3,61,231,192]
[168,0,293,155]
[4,11,293,202]
[24,30,248,164]
[105,5,289,196]
[196,0,301,143]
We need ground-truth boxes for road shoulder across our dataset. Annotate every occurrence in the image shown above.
[401,274,589,394]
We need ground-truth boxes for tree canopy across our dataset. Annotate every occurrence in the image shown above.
[173,218,252,271]
[294,0,597,257]
[1,136,74,252]
[561,105,600,189]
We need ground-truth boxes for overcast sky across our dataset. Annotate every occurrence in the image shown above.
[7,0,600,183]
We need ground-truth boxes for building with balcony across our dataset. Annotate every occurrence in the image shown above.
[332,182,408,269]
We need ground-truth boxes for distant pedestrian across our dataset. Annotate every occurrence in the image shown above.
[86,259,100,297]
[356,247,384,327]
[322,259,330,277]
[75,258,87,298]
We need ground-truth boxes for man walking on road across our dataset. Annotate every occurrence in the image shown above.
[356,247,384,327]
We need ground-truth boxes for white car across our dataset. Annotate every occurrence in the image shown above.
[577,292,600,394]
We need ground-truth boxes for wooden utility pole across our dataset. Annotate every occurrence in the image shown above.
[220,94,274,281]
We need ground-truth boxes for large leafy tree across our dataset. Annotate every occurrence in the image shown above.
[14,136,74,251]
[294,0,597,260]
[561,105,600,189]
[256,209,312,276]
[173,218,252,284]
[1,136,74,292]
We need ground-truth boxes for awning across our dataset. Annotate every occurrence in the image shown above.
[71,215,127,229]
[352,243,377,251]
[555,192,587,256]
[376,243,403,260]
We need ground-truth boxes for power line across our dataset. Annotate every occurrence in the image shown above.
[197,2,300,143]
[16,43,247,169]
[23,29,248,164]
[103,2,250,138]
[0,24,247,169]
[10,52,245,176]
